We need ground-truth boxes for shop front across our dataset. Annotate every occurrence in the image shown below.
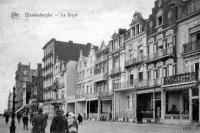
[136,88,161,123]
[162,82,199,124]
[115,90,136,122]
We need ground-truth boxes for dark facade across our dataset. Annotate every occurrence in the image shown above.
[15,63,31,109]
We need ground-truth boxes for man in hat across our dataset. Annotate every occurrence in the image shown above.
[50,108,68,133]
[32,107,47,133]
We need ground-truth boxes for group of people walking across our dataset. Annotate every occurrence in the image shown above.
[4,108,83,133]
[50,109,82,133]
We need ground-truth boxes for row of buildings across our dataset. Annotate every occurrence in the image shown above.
[8,0,200,124]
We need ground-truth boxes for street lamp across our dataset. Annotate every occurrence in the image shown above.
[10,86,16,133]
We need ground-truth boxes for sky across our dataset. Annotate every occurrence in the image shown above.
[0,0,155,113]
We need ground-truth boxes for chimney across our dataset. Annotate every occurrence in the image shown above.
[68,40,73,43]
[87,43,91,46]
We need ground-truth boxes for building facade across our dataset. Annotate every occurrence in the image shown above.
[76,47,98,120]
[7,91,13,114]
[30,63,43,112]
[107,29,126,120]
[42,38,96,117]
[94,42,111,121]
[115,12,147,122]
[65,61,77,114]
[161,0,200,124]
[139,0,177,123]
[15,63,36,111]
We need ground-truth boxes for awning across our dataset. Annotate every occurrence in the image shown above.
[162,81,198,91]
[15,106,25,114]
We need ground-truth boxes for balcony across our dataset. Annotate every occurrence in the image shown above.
[95,56,107,64]
[93,72,107,82]
[110,67,121,76]
[86,93,98,99]
[113,78,164,91]
[125,55,144,67]
[42,52,53,62]
[75,93,86,99]
[182,40,200,57]
[163,72,198,85]
[146,46,175,63]
[98,90,113,97]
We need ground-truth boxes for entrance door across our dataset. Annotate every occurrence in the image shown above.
[192,99,199,122]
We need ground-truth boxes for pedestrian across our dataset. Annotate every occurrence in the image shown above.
[30,112,33,123]
[17,112,22,123]
[50,108,68,133]
[45,113,48,120]
[77,113,83,125]
[22,113,29,130]
[65,112,69,133]
[4,111,9,124]
[67,112,78,133]
[32,107,47,133]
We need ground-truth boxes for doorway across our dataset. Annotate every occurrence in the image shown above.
[192,99,199,122]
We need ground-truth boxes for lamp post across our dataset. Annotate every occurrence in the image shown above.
[10,86,16,133]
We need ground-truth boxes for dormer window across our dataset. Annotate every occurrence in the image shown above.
[156,9,163,26]
[157,16,163,26]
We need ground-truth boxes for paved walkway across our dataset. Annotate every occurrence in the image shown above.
[0,117,199,133]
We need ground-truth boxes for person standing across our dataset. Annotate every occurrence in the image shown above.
[4,111,9,124]
[50,109,67,133]
[17,112,22,123]
[22,113,29,130]
[30,112,33,123]
[67,112,78,133]
[32,107,47,133]
[77,113,83,125]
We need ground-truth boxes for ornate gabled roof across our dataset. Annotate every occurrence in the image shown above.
[130,11,144,26]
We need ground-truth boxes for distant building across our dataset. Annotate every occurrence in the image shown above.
[7,91,13,113]
[15,63,31,110]
[42,38,98,117]
[30,63,43,112]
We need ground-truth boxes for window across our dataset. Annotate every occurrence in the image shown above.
[157,16,163,26]
[127,96,130,109]
[113,57,119,69]
[129,74,134,85]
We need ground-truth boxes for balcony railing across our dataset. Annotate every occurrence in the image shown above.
[86,93,98,98]
[93,72,107,82]
[75,93,86,99]
[114,78,164,91]
[178,0,200,20]
[164,72,198,85]
[110,67,121,76]
[95,56,107,64]
[182,40,200,55]
[125,55,144,67]
[98,90,113,97]
[146,46,174,63]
